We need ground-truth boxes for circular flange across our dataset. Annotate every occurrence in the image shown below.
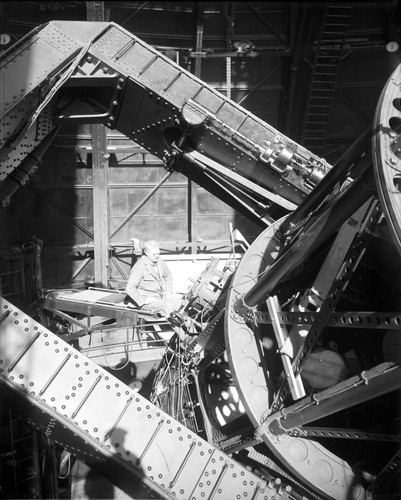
[225,217,367,500]
[373,63,401,254]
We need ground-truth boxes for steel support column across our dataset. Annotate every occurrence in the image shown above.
[91,125,109,287]
[87,1,109,287]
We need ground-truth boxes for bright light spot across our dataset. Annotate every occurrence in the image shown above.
[222,405,231,418]
[221,391,229,400]
[215,407,225,426]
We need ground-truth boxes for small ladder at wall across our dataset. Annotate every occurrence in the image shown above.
[302,3,353,157]
[7,410,42,498]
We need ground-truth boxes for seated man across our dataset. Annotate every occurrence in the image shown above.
[125,240,182,318]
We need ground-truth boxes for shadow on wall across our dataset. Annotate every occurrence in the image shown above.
[102,361,159,400]
[72,427,153,500]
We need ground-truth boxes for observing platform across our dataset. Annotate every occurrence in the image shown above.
[41,287,174,365]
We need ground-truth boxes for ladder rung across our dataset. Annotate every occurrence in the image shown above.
[328,6,353,12]
[12,435,32,444]
[323,31,347,36]
[309,101,332,107]
[312,94,332,100]
[304,126,325,132]
[315,70,338,75]
[320,48,342,53]
[316,63,338,67]
[314,74,336,79]
[327,15,352,21]
[304,132,326,140]
[325,22,350,27]
[317,55,338,61]
[304,135,325,140]
[9,417,23,424]
[306,116,328,122]
[310,92,332,97]
[303,135,326,140]
[308,106,330,111]
[13,454,36,464]
[309,97,332,102]
[315,68,337,72]
[16,474,38,485]
[316,56,337,61]
[305,118,327,124]
[314,77,336,83]
[323,36,346,41]
[305,126,326,132]
[324,24,349,29]
[304,132,326,138]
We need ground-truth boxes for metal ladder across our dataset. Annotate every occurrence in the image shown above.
[7,410,41,498]
[302,4,353,156]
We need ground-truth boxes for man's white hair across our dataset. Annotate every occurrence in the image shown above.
[143,240,160,253]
